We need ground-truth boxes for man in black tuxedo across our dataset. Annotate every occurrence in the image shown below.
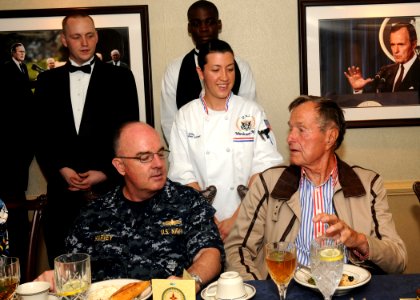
[0,42,34,278]
[35,13,139,266]
[345,22,420,93]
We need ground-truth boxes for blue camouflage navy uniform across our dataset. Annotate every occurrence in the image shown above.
[65,180,224,282]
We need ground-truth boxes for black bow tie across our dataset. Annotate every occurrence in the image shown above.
[69,64,91,74]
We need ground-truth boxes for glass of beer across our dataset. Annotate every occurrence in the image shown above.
[0,257,20,300]
[54,253,91,300]
[265,242,297,300]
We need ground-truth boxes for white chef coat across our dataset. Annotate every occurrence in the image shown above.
[168,94,283,221]
[160,53,257,143]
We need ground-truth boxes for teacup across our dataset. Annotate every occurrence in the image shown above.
[16,281,50,300]
[205,271,246,299]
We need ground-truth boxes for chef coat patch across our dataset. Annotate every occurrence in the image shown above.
[234,115,255,142]
[237,115,255,132]
[187,132,200,139]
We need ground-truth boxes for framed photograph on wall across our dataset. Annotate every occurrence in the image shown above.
[298,0,420,127]
[0,6,154,126]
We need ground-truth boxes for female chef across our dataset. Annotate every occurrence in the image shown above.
[168,39,283,240]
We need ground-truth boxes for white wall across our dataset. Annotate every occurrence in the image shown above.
[0,0,419,197]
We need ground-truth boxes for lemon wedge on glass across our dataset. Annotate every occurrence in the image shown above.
[319,248,344,262]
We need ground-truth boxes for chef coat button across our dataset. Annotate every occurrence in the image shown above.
[226,148,231,152]
[225,116,228,120]
[206,151,210,155]
[230,187,234,190]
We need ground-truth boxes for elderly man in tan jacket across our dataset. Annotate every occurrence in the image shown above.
[224,96,407,279]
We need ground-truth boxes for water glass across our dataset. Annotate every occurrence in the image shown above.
[54,253,91,300]
[310,236,344,300]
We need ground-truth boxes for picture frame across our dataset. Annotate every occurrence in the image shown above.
[298,0,420,128]
[0,6,154,126]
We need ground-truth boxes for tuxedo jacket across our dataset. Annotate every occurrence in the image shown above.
[34,59,139,189]
[376,56,420,92]
[0,60,34,193]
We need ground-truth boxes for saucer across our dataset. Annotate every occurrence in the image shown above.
[200,282,256,300]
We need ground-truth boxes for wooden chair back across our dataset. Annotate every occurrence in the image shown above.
[6,194,47,282]
[413,181,420,203]
[200,185,217,205]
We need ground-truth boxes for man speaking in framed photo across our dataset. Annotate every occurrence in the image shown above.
[344,22,420,93]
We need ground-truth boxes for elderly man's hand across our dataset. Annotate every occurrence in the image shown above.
[313,213,369,257]
[34,270,55,292]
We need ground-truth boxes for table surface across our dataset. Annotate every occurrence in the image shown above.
[198,273,420,300]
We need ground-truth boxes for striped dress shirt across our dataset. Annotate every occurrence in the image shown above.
[295,161,338,266]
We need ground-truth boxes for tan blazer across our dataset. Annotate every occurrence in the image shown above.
[224,157,407,280]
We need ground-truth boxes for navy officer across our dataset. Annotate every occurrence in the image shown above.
[36,121,224,292]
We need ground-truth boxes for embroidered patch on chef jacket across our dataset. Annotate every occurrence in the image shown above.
[233,115,255,142]
[258,119,273,144]
[187,132,201,139]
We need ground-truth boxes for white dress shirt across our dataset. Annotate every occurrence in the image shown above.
[69,58,95,133]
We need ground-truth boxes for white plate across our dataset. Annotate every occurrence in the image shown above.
[87,279,152,300]
[200,282,256,300]
[294,264,371,296]
[48,295,59,300]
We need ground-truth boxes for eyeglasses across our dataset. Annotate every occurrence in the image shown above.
[116,149,170,163]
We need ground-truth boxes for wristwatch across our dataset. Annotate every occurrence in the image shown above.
[190,273,204,288]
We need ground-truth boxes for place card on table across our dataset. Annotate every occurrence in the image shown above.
[152,279,195,300]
